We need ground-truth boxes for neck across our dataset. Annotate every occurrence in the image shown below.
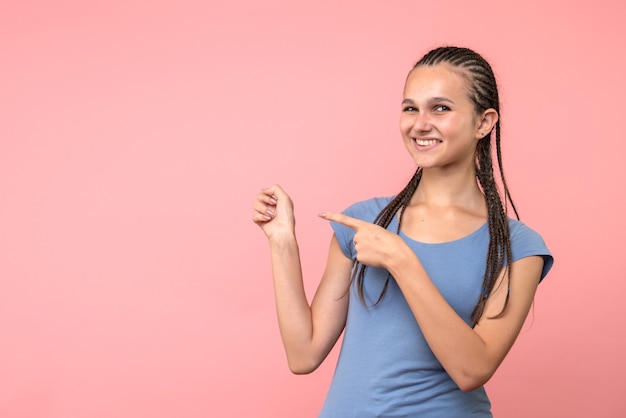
[410,164,484,209]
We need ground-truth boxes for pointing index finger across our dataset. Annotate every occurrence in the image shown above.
[320,212,365,230]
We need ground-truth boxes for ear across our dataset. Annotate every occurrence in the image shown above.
[475,108,499,139]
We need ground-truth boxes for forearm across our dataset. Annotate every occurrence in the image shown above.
[389,255,503,391]
[268,233,317,372]
[254,185,346,372]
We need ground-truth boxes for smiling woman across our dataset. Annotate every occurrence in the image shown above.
[400,64,496,172]
[252,46,553,417]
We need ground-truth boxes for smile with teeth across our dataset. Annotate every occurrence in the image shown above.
[414,138,440,146]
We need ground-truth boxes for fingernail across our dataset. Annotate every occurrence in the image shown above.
[318,212,327,218]
[265,209,274,216]
[269,198,277,204]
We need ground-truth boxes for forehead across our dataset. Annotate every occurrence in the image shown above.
[403,64,470,99]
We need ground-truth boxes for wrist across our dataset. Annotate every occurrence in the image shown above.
[268,230,298,248]
[387,245,421,280]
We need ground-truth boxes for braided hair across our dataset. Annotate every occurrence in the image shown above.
[354,46,517,327]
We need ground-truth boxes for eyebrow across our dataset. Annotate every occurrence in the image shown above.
[401,97,456,105]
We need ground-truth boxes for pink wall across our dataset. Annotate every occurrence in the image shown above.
[1,1,624,417]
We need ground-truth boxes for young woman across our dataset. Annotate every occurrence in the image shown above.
[252,46,553,417]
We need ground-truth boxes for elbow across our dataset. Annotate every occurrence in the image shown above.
[457,378,487,393]
[454,368,496,393]
[286,356,321,375]
[289,365,316,375]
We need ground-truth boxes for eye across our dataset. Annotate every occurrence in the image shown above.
[434,105,450,112]
[402,106,417,112]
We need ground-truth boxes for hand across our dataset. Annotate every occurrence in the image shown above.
[252,184,296,240]
[320,212,410,270]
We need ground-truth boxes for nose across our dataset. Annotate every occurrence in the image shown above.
[410,111,432,134]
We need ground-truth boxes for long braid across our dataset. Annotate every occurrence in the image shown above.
[495,122,519,220]
[354,168,422,305]
[353,47,517,327]
[471,120,513,324]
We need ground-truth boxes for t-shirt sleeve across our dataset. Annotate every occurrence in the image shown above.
[330,205,359,260]
[509,221,554,281]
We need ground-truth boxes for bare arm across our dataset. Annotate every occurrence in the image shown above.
[321,211,543,391]
[253,185,352,374]
[391,253,543,391]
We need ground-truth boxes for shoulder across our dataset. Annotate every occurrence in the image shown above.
[507,218,547,248]
[507,218,554,281]
[343,196,395,222]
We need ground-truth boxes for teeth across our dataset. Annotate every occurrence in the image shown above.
[415,139,438,146]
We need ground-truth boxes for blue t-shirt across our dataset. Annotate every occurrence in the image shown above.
[319,197,553,418]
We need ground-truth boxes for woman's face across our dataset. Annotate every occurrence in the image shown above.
[400,64,484,172]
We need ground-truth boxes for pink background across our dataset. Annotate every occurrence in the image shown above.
[1,1,624,417]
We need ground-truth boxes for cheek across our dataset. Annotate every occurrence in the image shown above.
[447,115,476,135]
[399,116,413,134]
